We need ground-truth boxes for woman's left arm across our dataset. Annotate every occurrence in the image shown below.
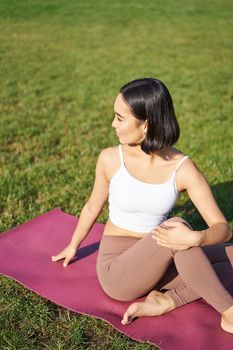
[153,159,232,249]
[183,160,232,245]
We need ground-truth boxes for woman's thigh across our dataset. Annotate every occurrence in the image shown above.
[96,233,174,301]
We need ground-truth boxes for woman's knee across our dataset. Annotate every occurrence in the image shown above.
[173,246,203,278]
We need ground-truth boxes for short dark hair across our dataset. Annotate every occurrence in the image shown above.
[119,78,180,154]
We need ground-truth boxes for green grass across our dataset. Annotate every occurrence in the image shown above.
[0,0,233,348]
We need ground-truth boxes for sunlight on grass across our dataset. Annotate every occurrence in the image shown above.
[0,0,232,348]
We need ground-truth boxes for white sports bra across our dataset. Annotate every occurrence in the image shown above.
[108,144,189,233]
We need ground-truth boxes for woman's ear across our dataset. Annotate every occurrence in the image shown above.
[143,120,148,134]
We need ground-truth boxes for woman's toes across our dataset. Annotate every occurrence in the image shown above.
[121,304,138,325]
[121,312,135,325]
[221,315,233,334]
[121,290,176,326]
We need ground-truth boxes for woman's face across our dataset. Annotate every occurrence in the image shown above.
[112,93,147,145]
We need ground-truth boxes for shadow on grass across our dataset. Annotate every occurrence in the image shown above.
[173,181,233,234]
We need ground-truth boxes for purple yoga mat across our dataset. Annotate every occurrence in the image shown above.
[0,208,233,349]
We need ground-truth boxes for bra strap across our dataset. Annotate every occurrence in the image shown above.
[174,155,189,172]
[118,144,124,166]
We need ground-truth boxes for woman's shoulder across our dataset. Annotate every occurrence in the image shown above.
[98,145,119,161]
[170,146,202,173]
[97,146,121,180]
[170,147,193,165]
[171,148,199,172]
[173,150,204,191]
[169,147,186,159]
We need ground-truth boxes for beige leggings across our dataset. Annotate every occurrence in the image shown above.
[96,230,233,313]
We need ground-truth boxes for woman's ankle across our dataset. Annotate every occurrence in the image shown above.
[163,292,176,312]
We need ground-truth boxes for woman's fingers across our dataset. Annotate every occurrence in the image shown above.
[63,257,71,267]
[152,226,169,239]
[160,223,175,229]
[152,226,174,246]
[157,241,170,248]
[51,253,71,267]
[51,254,72,267]
[51,249,69,263]
[152,227,164,236]
[155,238,170,246]
[51,253,64,262]
[51,245,77,267]
[152,232,169,245]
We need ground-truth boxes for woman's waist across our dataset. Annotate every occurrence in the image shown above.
[104,212,169,237]
[103,219,152,238]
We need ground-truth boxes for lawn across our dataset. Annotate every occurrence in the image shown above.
[0,0,233,348]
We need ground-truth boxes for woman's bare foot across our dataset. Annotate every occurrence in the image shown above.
[221,305,233,334]
[121,290,176,325]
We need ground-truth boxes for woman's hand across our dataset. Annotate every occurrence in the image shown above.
[51,244,78,267]
[152,220,203,251]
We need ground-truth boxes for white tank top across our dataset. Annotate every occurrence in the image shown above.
[108,144,189,233]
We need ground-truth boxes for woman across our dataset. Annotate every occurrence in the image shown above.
[52,78,233,333]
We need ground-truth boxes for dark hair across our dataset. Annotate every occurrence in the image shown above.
[119,78,180,154]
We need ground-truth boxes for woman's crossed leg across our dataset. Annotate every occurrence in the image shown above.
[96,228,233,332]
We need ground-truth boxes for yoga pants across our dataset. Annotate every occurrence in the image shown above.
[96,230,233,313]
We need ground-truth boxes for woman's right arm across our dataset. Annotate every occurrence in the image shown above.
[51,149,110,266]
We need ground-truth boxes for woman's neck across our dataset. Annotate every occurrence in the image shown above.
[123,143,175,161]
